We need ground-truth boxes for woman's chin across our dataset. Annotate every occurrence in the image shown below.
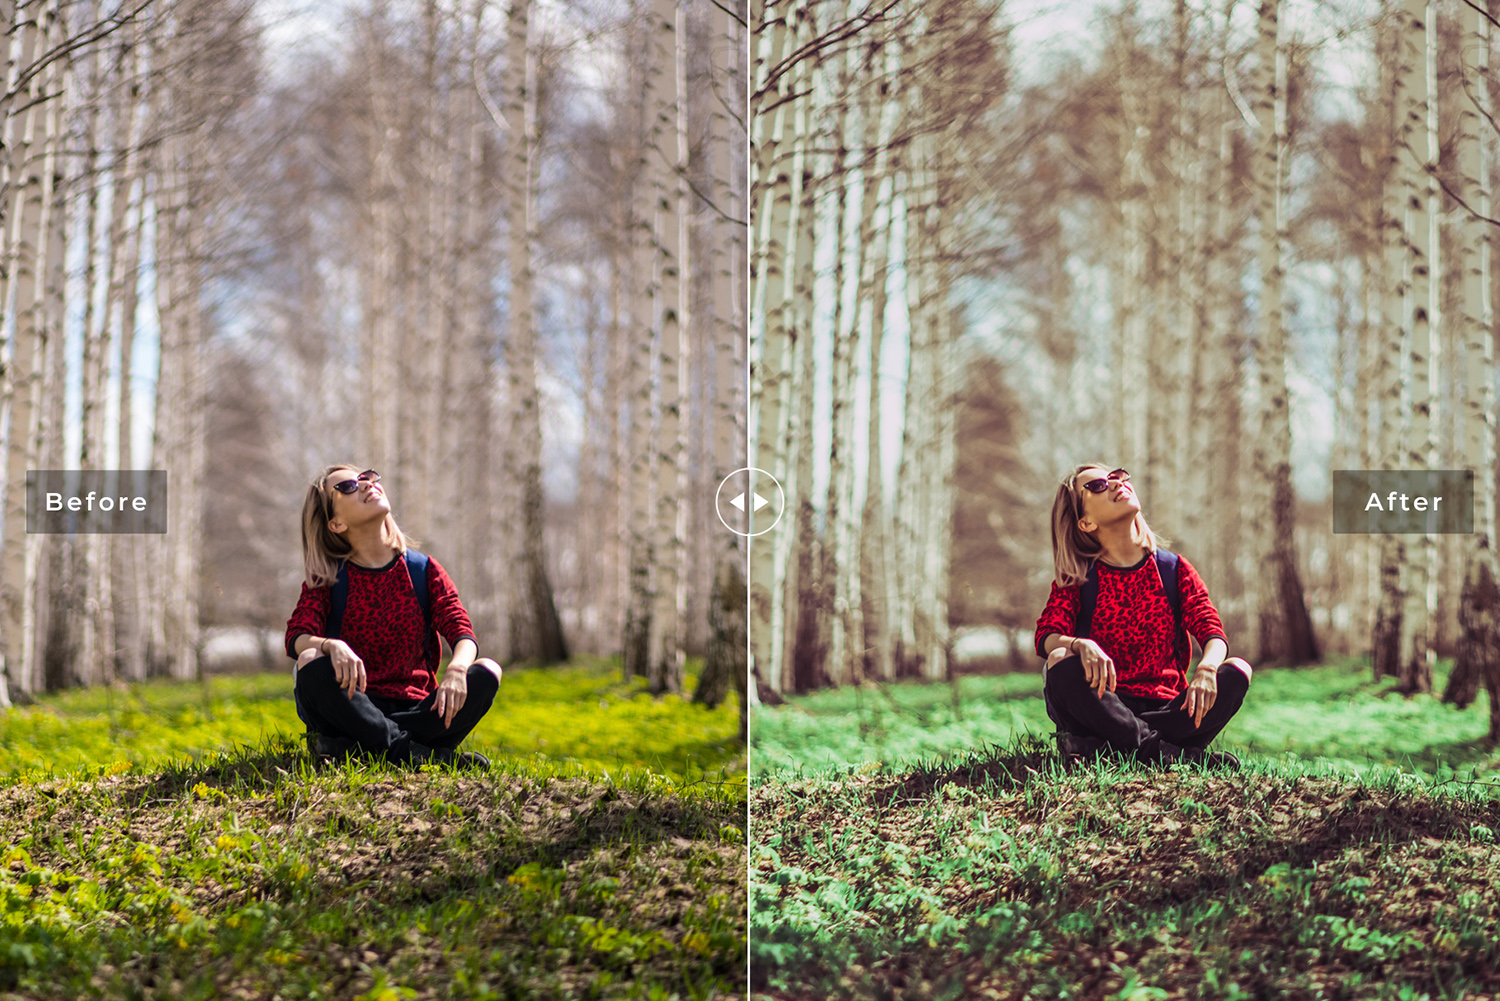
[356,506,390,526]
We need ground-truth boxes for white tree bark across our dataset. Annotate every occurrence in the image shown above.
[502,0,566,664]
[647,0,688,695]
[0,0,57,699]
[1398,0,1437,694]
[1447,0,1500,726]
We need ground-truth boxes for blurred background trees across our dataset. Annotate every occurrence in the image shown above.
[0,0,748,708]
[749,0,1500,742]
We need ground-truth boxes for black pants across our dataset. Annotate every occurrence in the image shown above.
[1043,655,1248,759]
[294,656,498,761]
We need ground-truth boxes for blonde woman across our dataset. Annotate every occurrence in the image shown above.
[1033,463,1251,769]
[285,464,503,768]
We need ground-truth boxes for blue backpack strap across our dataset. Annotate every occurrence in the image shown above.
[1074,558,1101,638]
[1155,548,1183,636]
[404,549,436,660]
[405,549,432,630]
[325,560,350,639]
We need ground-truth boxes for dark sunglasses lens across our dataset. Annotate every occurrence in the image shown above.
[1083,478,1108,493]
[331,471,378,495]
[1109,469,1129,481]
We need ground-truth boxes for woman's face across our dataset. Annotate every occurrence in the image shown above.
[1073,465,1139,532]
[324,467,390,534]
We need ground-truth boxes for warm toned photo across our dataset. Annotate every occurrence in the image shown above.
[748,0,1500,997]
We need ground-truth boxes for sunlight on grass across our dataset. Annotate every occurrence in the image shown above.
[0,656,743,788]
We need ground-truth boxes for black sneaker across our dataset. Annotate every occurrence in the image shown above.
[307,732,359,761]
[1180,747,1241,771]
[454,750,491,771]
[1056,731,1109,766]
[408,743,491,771]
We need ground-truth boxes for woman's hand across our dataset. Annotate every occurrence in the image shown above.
[1184,666,1218,727]
[434,669,467,728]
[324,639,366,697]
[1073,639,1115,698]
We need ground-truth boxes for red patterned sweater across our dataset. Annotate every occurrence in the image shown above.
[1033,552,1228,700]
[284,552,477,701]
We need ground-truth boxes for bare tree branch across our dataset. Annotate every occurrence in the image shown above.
[752,0,906,105]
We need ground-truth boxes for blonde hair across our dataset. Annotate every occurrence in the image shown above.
[299,463,416,588]
[1049,462,1162,588]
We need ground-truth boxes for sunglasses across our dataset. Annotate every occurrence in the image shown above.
[329,470,380,494]
[1079,469,1130,494]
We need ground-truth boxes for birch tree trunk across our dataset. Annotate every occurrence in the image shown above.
[1251,0,1318,665]
[748,1,793,696]
[1372,8,1411,681]
[783,18,820,689]
[1397,0,1437,695]
[647,0,687,695]
[622,9,658,680]
[696,0,747,721]
[1195,3,1241,638]
[503,0,567,665]
[74,18,109,687]
[823,33,865,688]
[0,0,56,700]
[761,1,813,694]
[857,29,899,684]
[37,16,71,690]
[1446,0,1500,732]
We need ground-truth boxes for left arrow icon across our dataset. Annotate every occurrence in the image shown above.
[729,492,748,512]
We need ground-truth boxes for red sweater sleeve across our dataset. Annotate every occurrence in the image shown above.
[1178,556,1227,650]
[284,582,331,658]
[1033,581,1080,657]
[426,557,477,652]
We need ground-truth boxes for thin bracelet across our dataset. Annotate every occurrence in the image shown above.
[319,637,330,654]
[1069,637,1081,654]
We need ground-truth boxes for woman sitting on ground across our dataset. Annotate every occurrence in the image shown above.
[1033,463,1251,769]
[285,464,502,768]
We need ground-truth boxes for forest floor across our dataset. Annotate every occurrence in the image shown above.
[0,658,746,1000]
[750,659,1500,999]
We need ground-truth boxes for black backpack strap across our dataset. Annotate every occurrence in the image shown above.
[1074,558,1101,638]
[404,549,437,660]
[405,549,432,630]
[325,561,350,639]
[1155,548,1183,636]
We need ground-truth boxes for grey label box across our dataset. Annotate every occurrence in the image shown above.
[27,470,167,534]
[1332,470,1473,534]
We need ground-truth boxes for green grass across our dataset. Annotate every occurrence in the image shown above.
[750,738,1500,1000]
[751,657,1496,784]
[3,655,745,788]
[0,658,747,999]
[750,659,1500,998]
